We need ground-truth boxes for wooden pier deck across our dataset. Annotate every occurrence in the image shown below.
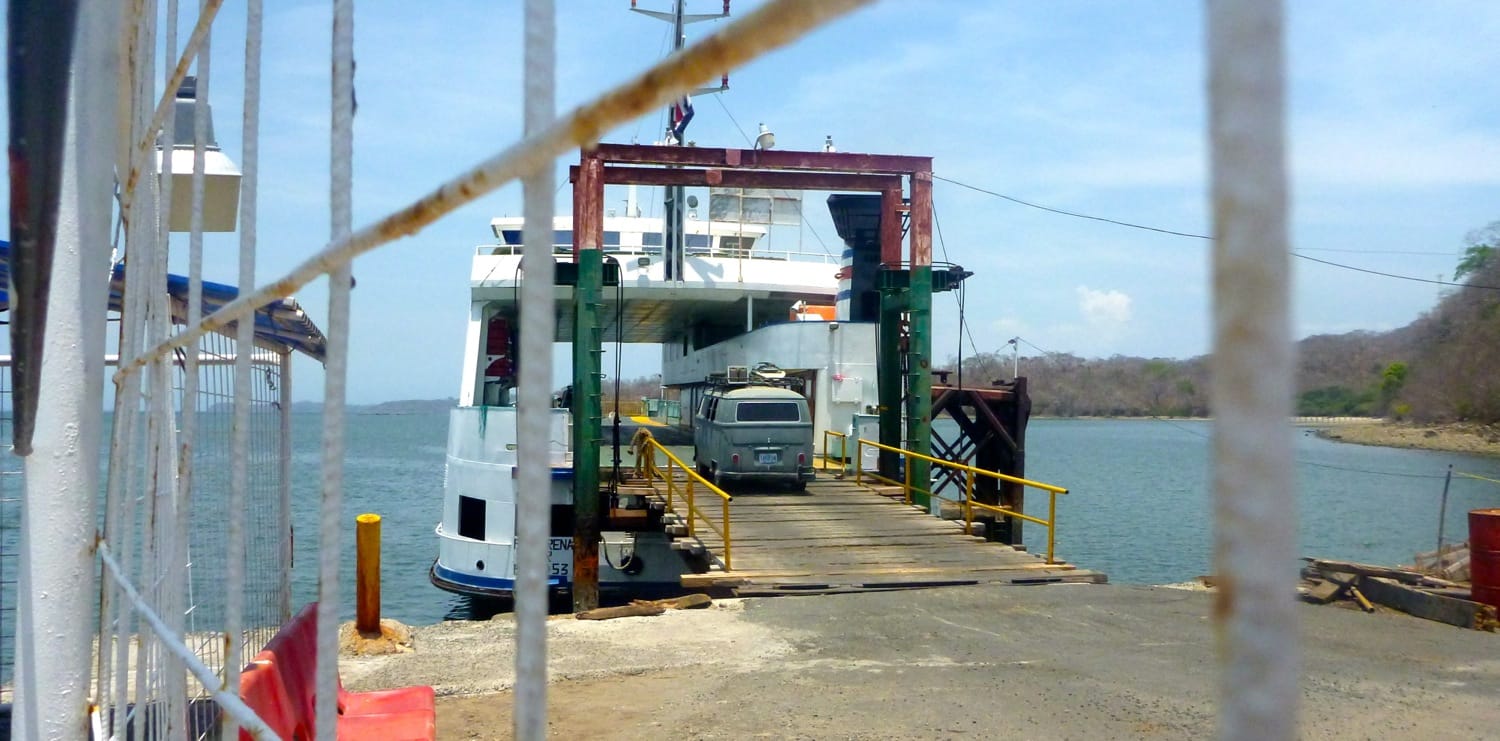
[670,475,1105,596]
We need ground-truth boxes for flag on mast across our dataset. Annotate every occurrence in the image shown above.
[670,95,695,142]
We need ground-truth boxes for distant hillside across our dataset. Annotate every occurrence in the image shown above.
[356,398,458,415]
[946,221,1500,423]
[283,398,457,415]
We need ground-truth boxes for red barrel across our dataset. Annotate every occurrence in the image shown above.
[1470,508,1500,608]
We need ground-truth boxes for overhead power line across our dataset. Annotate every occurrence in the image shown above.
[933,174,1211,240]
[1295,254,1500,291]
[932,174,1500,292]
[1299,247,1460,257]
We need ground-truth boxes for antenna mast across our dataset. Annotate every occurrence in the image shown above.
[631,0,730,280]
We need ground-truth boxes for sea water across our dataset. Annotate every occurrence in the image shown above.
[306,413,1500,624]
[6,413,1500,633]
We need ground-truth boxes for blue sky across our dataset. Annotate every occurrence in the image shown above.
[7,1,1500,402]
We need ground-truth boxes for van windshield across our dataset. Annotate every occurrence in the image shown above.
[736,401,801,422]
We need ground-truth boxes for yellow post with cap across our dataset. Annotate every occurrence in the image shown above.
[356,513,381,633]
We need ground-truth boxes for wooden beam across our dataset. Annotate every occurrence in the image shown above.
[1356,576,1498,631]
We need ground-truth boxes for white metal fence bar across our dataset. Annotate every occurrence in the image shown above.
[156,2,190,735]
[113,0,874,385]
[224,0,263,736]
[515,1,555,738]
[177,0,212,600]
[11,0,118,733]
[1207,1,1298,739]
[119,5,160,738]
[317,0,358,738]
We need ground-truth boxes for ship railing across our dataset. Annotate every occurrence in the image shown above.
[820,429,850,463]
[640,437,734,570]
[850,438,1069,565]
[478,243,840,264]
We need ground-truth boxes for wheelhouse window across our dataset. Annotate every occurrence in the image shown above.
[719,235,755,257]
[499,229,573,248]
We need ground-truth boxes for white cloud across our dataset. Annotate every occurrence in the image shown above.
[1077,286,1133,327]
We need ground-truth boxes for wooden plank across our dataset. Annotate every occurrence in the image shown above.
[1299,579,1348,604]
[1307,558,1457,588]
[682,561,1082,587]
[734,571,1104,589]
[1356,576,1498,630]
[719,536,988,550]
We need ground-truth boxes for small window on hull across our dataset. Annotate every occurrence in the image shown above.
[458,495,486,540]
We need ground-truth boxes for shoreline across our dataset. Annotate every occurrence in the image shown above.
[1034,415,1500,458]
[1312,420,1500,458]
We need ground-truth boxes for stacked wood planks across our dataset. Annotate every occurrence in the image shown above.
[1299,557,1498,632]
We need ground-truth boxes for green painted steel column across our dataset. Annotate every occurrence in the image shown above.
[571,249,603,610]
[876,286,905,480]
[905,264,933,509]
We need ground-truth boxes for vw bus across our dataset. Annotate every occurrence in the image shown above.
[693,382,816,491]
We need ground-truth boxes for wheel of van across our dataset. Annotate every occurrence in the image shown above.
[712,465,724,489]
[789,480,807,493]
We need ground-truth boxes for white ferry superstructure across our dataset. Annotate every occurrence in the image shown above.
[431,209,882,598]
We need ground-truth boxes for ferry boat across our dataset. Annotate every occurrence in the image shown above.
[429,199,888,599]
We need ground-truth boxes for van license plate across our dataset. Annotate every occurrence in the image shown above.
[757,452,779,465]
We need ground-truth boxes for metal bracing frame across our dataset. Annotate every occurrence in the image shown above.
[569,141,936,594]
[929,382,1031,545]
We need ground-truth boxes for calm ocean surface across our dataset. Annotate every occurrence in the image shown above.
[7,413,1500,634]
[299,413,1500,626]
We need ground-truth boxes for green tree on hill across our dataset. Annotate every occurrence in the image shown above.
[1454,221,1498,282]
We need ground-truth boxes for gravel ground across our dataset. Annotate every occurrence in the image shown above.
[342,584,1498,739]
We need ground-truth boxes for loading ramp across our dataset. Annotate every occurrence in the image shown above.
[670,475,1105,596]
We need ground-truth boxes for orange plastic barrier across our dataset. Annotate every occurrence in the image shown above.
[240,602,436,740]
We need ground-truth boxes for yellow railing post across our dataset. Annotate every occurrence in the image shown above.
[846,437,1070,562]
[666,456,675,510]
[722,500,732,569]
[355,513,381,634]
[903,453,912,505]
[854,439,863,485]
[965,469,975,535]
[686,476,696,536]
[1047,492,1058,564]
[643,438,733,570]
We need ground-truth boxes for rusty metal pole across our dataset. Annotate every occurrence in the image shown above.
[572,152,605,612]
[355,513,381,633]
[1207,1,1298,739]
[905,170,934,510]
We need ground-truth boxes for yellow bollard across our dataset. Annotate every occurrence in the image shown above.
[356,513,381,634]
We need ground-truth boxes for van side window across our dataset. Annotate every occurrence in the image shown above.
[736,401,800,422]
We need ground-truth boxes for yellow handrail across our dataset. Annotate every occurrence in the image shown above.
[821,429,849,467]
[641,438,734,570]
[852,437,1069,564]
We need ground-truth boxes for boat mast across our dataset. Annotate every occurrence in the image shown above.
[631,0,729,281]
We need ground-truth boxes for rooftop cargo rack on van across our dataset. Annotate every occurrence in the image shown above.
[705,362,802,390]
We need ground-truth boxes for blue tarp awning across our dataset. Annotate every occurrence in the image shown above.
[0,241,327,361]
